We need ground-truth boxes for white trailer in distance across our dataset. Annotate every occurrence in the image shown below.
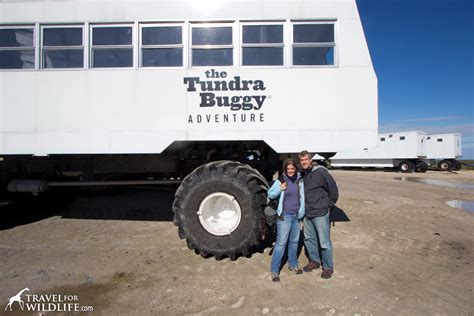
[330,131,429,172]
[0,0,377,259]
[330,131,463,172]
[424,133,462,171]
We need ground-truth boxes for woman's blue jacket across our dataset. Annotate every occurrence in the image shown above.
[267,174,305,220]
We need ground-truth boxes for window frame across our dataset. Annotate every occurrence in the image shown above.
[40,24,85,70]
[240,21,285,67]
[0,25,36,70]
[139,22,185,69]
[291,20,337,67]
[190,22,235,68]
[90,23,134,69]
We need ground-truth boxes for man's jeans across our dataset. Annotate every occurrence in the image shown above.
[271,212,300,273]
[303,211,333,269]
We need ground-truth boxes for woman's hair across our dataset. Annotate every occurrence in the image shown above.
[283,158,298,175]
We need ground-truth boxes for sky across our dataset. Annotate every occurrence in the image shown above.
[356,0,474,159]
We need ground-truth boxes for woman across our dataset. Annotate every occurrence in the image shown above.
[268,158,305,282]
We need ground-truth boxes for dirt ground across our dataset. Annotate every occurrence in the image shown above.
[0,170,473,315]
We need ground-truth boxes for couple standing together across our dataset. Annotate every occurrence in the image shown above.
[268,150,339,282]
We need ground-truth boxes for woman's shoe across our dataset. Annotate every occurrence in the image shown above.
[271,272,280,282]
[288,266,303,274]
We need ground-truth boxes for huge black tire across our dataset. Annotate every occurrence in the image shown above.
[398,160,415,173]
[415,161,428,173]
[438,160,452,171]
[172,161,268,260]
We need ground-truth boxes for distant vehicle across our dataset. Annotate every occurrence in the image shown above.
[424,133,462,171]
[330,131,428,172]
[0,0,377,259]
[329,131,463,172]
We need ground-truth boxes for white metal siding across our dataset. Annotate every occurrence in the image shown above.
[0,0,377,155]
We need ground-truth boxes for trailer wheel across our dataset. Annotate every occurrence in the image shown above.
[172,161,268,260]
[438,160,452,171]
[398,160,415,173]
[452,160,462,171]
[415,161,428,173]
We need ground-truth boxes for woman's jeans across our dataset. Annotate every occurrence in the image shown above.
[271,212,300,273]
[303,211,333,269]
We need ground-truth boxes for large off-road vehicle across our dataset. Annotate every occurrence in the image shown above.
[0,0,377,259]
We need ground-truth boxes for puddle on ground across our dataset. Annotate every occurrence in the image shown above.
[446,200,474,214]
[394,177,474,190]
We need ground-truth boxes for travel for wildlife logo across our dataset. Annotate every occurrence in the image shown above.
[4,287,94,313]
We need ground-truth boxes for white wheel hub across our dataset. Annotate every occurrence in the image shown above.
[197,192,242,236]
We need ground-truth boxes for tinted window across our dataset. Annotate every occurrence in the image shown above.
[142,27,181,45]
[192,27,232,45]
[293,47,333,65]
[243,47,283,65]
[43,50,83,68]
[294,24,334,43]
[43,28,82,46]
[143,48,182,67]
[93,49,133,67]
[0,50,34,69]
[192,49,233,66]
[0,28,33,47]
[93,27,132,45]
[243,25,283,44]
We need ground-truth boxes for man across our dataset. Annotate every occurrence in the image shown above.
[298,150,339,279]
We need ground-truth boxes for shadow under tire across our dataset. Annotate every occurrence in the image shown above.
[172,161,268,260]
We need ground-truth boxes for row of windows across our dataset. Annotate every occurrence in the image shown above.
[426,137,444,142]
[380,136,405,141]
[0,21,335,70]
[380,136,444,142]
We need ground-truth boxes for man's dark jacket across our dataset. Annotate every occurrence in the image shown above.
[302,165,339,218]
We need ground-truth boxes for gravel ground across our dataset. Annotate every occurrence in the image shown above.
[0,170,473,315]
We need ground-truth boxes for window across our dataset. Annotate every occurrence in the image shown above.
[191,24,233,66]
[400,136,405,140]
[42,25,84,69]
[292,23,335,66]
[389,134,393,138]
[0,26,35,69]
[427,137,431,140]
[241,24,283,66]
[380,138,385,142]
[140,24,183,67]
[437,138,443,142]
[91,25,133,68]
